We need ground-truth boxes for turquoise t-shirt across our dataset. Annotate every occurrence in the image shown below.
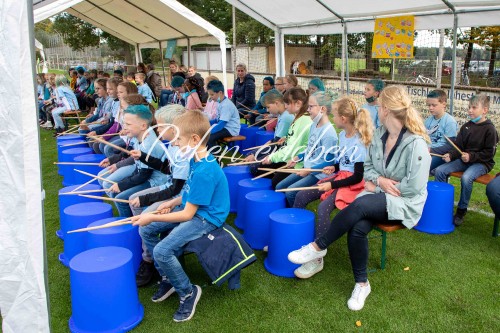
[362,103,380,128]
[138,84,153,103]
[275,110,294,139]
[131,129,169,188]
[181,155,230,227]
[424,113,458,149]
[338,131,367,173]
[217,98,240,136]
[302,122,338,178]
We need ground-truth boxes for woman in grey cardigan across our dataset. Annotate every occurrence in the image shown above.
[288,85,431,311]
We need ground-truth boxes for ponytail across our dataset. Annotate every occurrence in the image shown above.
[283,87,309,125]
[355,108,374,146]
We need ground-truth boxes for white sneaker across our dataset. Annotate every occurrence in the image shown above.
[41,121,53,128]
[347,281,371,311]
[262,246,268,252]
[294,258,323,279]
[288,243,327,264]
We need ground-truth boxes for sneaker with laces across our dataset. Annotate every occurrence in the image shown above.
[347,281,371,311]
[151,279,175,303]
[173,285,201,322]
[294,258,324,279]
[288,243,327,264]
[136,260,157,287]
[41,121,53,128]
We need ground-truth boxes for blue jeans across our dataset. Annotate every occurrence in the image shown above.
[139,209,217,297]
[159,89,173,107]
[434,159,489,209]
[275,173,319,206]
[111,182,151,217]
[98,165,136,189]
[103,137,126,157]
[486,176,500,217]
[52,106,67,129]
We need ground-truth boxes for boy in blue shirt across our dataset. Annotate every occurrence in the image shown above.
[424,89,458,173]
[206,80,240,148]
[135,72,154,103]
[362,79,384,128]
[133,110,230,322]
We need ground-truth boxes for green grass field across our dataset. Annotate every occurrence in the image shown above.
[41,128,499,333]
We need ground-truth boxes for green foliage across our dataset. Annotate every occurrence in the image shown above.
[52,13,100,51]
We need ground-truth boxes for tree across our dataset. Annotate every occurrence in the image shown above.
[52,13,133,65]
[475,26,500,76]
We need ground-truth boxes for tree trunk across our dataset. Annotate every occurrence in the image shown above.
[464,42,474,70]
[365,33,373,70]
[123,45,133,66]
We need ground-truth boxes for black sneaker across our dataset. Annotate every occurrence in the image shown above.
[136,260,155,287]
[173,285,202,322]
[454,208,467,226]
[151,279,175,303]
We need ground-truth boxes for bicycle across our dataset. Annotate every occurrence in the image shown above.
[406,73,435,84]
[486,74,500,88]
[460,68,470,86]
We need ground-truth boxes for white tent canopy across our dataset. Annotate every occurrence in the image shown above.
[227,0,500,76]
[33,0,227,86]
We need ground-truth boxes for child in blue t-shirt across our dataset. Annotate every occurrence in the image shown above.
[206,80,241,148]
[423,89,458,173]
[292,96,374,279]
[275,91,339,206]
[362,79,385,128]
[135,72,154,103]
[133,110,230,323]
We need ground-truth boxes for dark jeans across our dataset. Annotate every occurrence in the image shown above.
[159,89,173,107]
[486,175,500,217]
[294,189,337,237]
[315,193,401,283]
[208,128,231,149]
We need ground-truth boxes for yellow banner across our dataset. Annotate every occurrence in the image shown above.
[372,16,415,59]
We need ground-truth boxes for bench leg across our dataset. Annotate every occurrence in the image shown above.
[380,231,387,270]
[493,216,499,237]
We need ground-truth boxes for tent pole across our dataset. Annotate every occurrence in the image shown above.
[187,38,191,67]
[341,29,345,94]
[437,29,445,88]
[275,28,285,77]
[232,5,237,80]
[159,41,167,87]
[442,0,457,115]
[136,43,142,63]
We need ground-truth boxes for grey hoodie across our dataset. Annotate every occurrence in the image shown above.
[358,126,431,228]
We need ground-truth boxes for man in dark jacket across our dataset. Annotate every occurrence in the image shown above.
[231,63,256,118]
[145,63,163,102]
[188,66,207,103]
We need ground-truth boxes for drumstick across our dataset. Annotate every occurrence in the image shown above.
[215,155,245,161]
[70,169,112,193]
[275,186,322,192]
[87,132,121,138]
[258,168,324,173]
[247,119,267,128]
[68,210,160,233]
[252,165,288,180]
[54,162,101,166]
[60,189,110,195]
[227,160,262,166]
[237,102,260,114]
[91,136,131,155]
[59,141,96,147]
[78,194,130,204]
[243,142,280,152]
[430,153,444,158]
[259,117,277,128]
[74,169,117,184]
[444,136,463,155]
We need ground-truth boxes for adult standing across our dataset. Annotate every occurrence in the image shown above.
[188,66,206,102]
[231,63,256,116]
[288,85,431,311]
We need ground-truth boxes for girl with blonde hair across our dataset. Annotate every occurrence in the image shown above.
[289,85,430,311]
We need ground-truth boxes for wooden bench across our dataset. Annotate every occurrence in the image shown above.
[219,135,246,149]
[448,172,499,237]
[371,223,406,270]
